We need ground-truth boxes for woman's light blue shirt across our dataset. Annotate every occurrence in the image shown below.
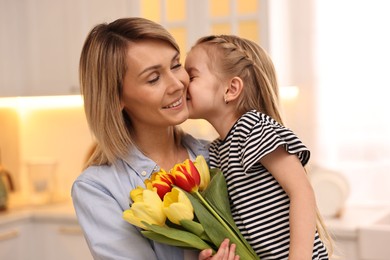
[72,134,209,260]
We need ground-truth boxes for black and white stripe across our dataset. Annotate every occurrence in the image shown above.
[209,110,328,259]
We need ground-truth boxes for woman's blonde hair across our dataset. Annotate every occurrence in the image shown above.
[193,35,334,256]
[79,17,180,167]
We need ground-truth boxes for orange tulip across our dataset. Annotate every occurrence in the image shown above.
[170,159,200,193]
[145,169,173,200]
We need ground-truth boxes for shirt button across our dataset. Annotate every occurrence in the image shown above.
[141,171,147,176]
[153,166,158,171]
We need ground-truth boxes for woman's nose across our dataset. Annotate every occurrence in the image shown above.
[167,71,187,93]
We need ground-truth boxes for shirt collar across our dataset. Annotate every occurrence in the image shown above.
[122,133,209,181]
[122,145,158,181]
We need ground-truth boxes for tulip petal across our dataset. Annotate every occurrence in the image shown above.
[132,203,166,226]
[146,169,174,199]
[187,160,201,188]
[194,155,210,191]
[130,186,145,202]
[170,159,200,192]
[163,188,194,225]
[163,203,194,225]
[123,209,146,229]
[123,189,166,229]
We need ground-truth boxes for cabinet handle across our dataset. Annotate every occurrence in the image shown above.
[58,226,83,235]
[0,229,19,241]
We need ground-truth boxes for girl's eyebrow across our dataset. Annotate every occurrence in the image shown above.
[186,67,200,74]
[138,52,180,77]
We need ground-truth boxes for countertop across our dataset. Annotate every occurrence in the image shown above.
[1,193,389,241]
[0,193,77,227]
[323,204,390,239]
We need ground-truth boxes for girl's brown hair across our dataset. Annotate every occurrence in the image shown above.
[79,17,180,166]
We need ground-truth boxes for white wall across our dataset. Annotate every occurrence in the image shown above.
[269,0,390,206]
[314,0,390,205]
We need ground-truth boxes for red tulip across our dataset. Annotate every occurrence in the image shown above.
[145,169,174,200]
[170,159,200,193]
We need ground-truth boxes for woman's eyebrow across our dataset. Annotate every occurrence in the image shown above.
[138,51,180,77]
[138,65,160,77]
[171,51,180,62]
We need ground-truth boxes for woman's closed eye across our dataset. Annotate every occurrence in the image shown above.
[147,61,182,84]
[147,73,160,84]
[171,63,182,70]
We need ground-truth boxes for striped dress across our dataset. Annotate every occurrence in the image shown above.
[209,110,328,259]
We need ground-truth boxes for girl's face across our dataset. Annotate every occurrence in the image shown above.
[185,46,226,121]
[121,39,189,130]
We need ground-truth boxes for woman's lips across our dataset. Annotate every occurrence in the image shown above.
[163,97,183,109]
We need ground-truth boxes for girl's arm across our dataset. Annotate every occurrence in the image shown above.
[260,146,317,260]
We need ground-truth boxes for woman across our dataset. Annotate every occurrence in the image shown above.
[72,18,238,260]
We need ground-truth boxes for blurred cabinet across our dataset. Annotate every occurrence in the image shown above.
[0,0,267,97]
[141,0,268,56]
[0,217,91,260]
[32,220,93,260]
[0,0,133,97]
[0,220,32,260]
[331,235,359,260]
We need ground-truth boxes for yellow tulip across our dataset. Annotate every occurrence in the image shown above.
[130,186,145,202]
[193,155,210,191]
[123,188,166,230]
[163,187,194,225]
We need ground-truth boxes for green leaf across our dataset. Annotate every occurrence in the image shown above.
[142,231,196,248]
[142,222,212,252]
[202,169,259,257]
[186,192,260,259]
[180,219,211,242]
[202,168,233,223]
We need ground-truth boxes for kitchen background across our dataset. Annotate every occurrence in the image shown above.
[0,0,389,259]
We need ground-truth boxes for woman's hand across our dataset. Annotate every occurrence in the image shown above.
[198,239,240,260]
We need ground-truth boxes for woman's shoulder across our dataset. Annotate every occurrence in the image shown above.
[72,161,140,209]
[182,132,210,148]
[182,132,210,159]
[75,164,112,183]
[73,160,137,192]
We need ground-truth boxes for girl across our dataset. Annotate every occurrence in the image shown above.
[185,35,333,259]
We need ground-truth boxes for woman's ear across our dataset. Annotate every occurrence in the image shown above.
[224,76,243,103]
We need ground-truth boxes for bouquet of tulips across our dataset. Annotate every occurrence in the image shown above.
[123,155,259,259]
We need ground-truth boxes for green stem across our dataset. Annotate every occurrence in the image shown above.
[193,191,244,247]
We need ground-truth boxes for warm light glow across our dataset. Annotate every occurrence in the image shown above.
[0,95,83,109]
[280,85,299,100]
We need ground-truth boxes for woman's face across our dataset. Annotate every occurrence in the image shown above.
[122,39,189,130]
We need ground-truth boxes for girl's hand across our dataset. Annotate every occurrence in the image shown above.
[198,239,240,260]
